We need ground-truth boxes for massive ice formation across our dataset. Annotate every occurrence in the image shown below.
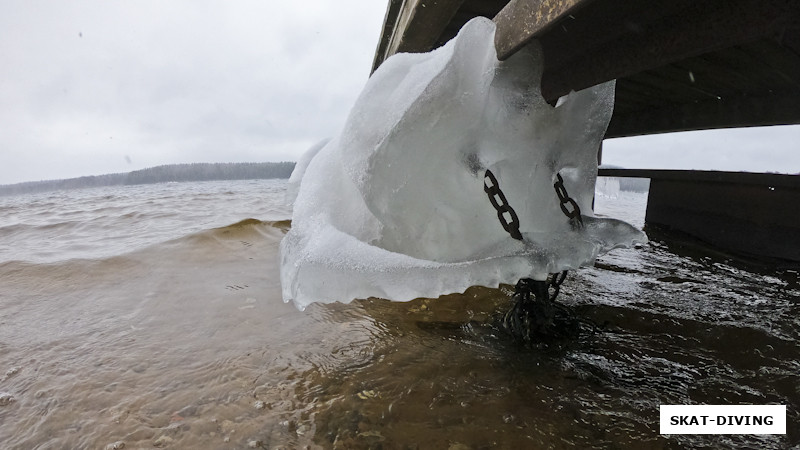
[281,17,646,309]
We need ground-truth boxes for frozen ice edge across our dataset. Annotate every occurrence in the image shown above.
[281,17,647,310]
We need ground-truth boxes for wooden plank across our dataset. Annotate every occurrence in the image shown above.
[669,54,762,97]
[536,0,694,71]
[372,0,467,72]
[645,177,800,262]
[372,0,405,73]
[650,63,744,99]
[612,84,665,114]
[597,169,800,189]
[433,10,476,48]
[743,39,800,89]
[492,0,594,61]
[388,0,467,55]
[372,0,800,138]
[780,21,800,55]
[624,70,724,103]
[461,0,510,18]
[540,0,799,101]
[606,90,800,138]
[599,169,800,261]
[709,43,800,92]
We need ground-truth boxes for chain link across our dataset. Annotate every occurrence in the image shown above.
[482,170,598,340]
[547,270,568,302]
[503,275,604,342]
[483,170,522,240]
[553,173,584,228]
[503,277,554,341]
[484,170,583,238]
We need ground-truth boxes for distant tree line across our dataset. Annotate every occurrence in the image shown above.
[0,162,296,196]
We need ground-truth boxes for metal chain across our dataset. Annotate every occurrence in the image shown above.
[484,170,583,239]
[553,173,584,228]
[503,278,554,341]
[483,170,522,240]
[504,273,604,342]
[547,270,568,302]
[481,170,600,340]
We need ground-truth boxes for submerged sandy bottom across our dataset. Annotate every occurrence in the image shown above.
[1,198,798,449]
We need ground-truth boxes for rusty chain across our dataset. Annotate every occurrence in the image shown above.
[483,169,584,238]
[483,169,523,240]
[548,269,568,301]
[503,274,604,342]
[553,173,584,228]
[482,169,598,340]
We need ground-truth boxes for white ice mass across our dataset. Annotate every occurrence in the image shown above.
[281,17,647,310]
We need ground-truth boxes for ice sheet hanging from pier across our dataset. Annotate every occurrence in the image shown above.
[281,17,646,309]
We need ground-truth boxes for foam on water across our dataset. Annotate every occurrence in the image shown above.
[281,18,646,309]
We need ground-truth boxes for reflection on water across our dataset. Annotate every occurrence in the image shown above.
[0,182,797,448]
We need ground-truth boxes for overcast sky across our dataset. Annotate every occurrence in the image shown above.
[1,1,798,185]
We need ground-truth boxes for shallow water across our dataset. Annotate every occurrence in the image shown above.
[0,179,797,449]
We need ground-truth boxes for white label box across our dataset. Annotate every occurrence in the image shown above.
[660,405,786,434]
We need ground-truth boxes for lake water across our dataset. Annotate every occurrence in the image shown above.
[0,179,797,449]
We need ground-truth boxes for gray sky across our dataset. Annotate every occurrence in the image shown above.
[0,0,387,184]
[1,1,798,185]
[603,126,800,174]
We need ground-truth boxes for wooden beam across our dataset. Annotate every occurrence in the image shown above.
[372,0,406,73]
[372,0,467,73]
[390,0,467,54]
[492,0,594,61]
[597,169,800,189]
[644,175,800,262]
[541,0,800,101]
[598,169,800,262]
[606,91,800,138]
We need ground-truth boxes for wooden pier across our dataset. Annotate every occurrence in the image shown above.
[372,0,800,263]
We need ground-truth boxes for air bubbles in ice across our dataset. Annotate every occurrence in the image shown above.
[281,17,646,309]
[0,392,15,406]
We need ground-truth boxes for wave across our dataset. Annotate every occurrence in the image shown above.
[0,218,292,267]
[190,218,291,243]
[213,218,291,233]
[0,219,85,236]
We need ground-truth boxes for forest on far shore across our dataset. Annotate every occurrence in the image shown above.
[0,162,296,196]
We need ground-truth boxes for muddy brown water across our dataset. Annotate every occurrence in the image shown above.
[0,180,797,449]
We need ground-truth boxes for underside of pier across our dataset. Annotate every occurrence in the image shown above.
[372,0,800,262]
[374,0,800,138]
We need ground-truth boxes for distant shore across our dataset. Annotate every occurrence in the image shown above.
[0,162,296,196]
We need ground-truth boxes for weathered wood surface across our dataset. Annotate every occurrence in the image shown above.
[372,0,800,137]
[373,0,467,70]
[492,0,589,61]
[645,176,800,263]
[371,1,800,261]
[598,169,800,189]
[598,169,800,262]
[536,0,799,98]
[606,91,800,138]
